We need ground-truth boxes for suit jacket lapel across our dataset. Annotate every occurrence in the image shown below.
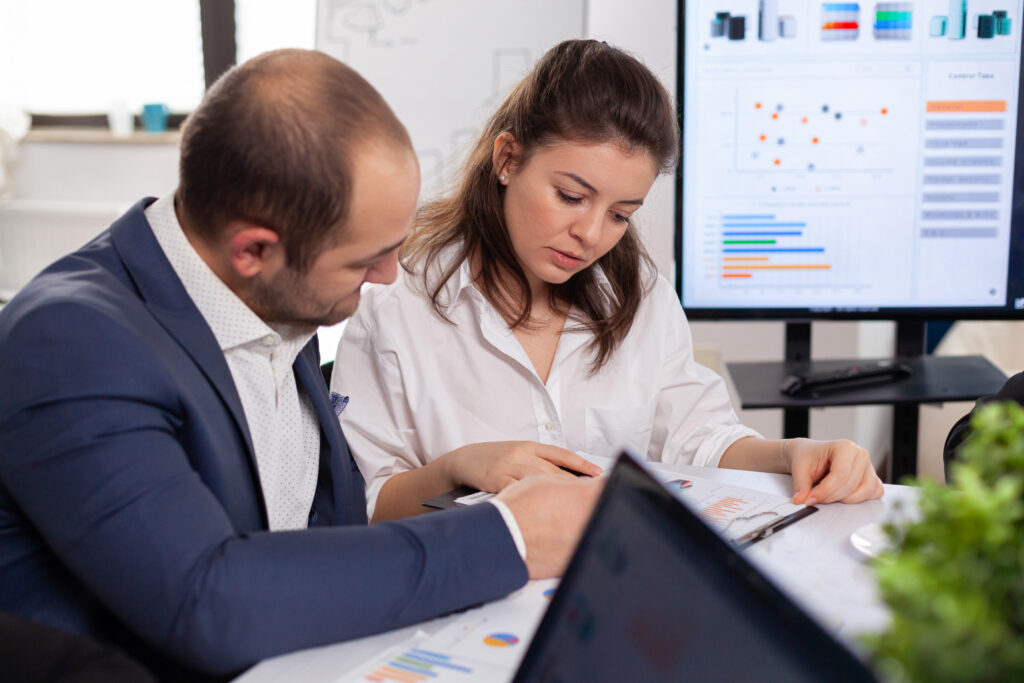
[107,200,258,466]
[294,346,365,525]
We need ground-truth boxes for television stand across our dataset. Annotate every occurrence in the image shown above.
[725,321,1007,482]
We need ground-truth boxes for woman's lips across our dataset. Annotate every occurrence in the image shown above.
[549,247,584,270]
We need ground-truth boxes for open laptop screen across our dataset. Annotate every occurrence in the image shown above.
[514,452,877,682]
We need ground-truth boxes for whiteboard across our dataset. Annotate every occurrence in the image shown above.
[316,0,586,194]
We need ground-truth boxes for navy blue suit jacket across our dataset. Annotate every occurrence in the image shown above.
[0,200,527,675]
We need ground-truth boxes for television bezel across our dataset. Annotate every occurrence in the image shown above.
[673,1,1024,321]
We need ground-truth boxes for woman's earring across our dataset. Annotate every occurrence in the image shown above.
[499,174,507,183]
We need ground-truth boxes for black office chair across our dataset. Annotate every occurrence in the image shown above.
[943,371,1024,481]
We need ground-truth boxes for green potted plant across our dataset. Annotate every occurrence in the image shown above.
[867,401,1024,681]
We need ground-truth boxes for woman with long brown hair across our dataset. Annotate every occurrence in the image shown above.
[333,40,883,522]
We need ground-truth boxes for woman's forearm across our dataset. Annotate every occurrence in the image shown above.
[718,436,794,474]
[371,457,457,522]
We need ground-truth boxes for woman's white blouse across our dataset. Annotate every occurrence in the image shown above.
[332,258,761,519]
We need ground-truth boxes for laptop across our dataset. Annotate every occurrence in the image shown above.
[513,451,878,682]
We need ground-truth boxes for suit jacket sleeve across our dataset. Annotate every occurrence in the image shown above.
[0,300,527,675]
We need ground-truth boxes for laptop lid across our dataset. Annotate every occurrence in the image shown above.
[513,452,878,682]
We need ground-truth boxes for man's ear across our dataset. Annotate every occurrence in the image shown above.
[226,222,284,278]
[492,132,520,184]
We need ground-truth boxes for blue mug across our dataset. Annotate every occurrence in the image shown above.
[141,103,170,132]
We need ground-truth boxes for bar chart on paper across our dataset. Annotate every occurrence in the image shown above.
[578,454,815,545]
[357,647,482,682]
[338,580,559,683]
[662,476,807,540]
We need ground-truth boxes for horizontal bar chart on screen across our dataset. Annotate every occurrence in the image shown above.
[722,265,832,270]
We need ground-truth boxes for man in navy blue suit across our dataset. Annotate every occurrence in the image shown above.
[0,49,599,679]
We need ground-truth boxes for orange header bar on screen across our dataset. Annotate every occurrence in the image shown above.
[926,100,1007,113]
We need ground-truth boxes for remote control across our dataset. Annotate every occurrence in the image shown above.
[780,361,913,396]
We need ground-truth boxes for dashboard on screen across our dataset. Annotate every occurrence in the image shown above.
[677,0,1024,318]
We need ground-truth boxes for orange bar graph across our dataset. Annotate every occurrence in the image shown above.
[722,273,752,278]
[926,100,1006,113]
[375,666,425,682]
[722,257,770,262]
[702,497,748,525]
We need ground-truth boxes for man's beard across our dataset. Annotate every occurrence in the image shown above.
[244,268,356,330]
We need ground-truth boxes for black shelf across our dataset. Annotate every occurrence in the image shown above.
[727,354,1007,481]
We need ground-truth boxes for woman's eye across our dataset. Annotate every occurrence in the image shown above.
[556,189,583,205]
[612,213,631,225]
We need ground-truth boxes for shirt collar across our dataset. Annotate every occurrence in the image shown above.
[145,193,313,354]
[443,256,479,317]
[438,249,618,317]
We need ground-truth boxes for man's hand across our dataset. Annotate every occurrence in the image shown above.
[496,475,604,579]
[785,438,884,505]
[443,441,602,493]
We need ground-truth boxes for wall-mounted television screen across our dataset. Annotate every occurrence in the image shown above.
[676,0,1024,319]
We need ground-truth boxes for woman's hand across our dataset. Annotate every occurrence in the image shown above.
[443,441,602,493]
[784,438,884,505]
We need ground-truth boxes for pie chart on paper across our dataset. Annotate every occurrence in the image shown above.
[483,632,520,647]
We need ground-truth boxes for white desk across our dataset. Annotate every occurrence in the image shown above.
[235,462,918,683]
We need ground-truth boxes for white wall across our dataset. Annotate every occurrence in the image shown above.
[0,138,179,298]
[12,140,178,203]
[585,0,678,278]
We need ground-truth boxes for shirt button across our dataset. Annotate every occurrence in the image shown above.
[545,421,555,431]
[261,335,275,347]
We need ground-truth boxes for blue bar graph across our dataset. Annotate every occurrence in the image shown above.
[722,231,803,236]
[722,222,807,227]
[717,213,830,277]
[362,647,476,681]
[407,649,474,672]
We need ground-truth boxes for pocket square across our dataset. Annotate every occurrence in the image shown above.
[328,392,349,417]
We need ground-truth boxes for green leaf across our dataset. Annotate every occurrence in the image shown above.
[867,401,1024,681]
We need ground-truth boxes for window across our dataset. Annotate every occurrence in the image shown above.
[0,0,319,123]
[236,0,317,63]
[0,1,205,114]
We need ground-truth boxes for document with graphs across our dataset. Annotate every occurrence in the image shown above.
[440,453,817,547]
[659,473,817,546]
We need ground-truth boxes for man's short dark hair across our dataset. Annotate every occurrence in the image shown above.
[177,49,411,272]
